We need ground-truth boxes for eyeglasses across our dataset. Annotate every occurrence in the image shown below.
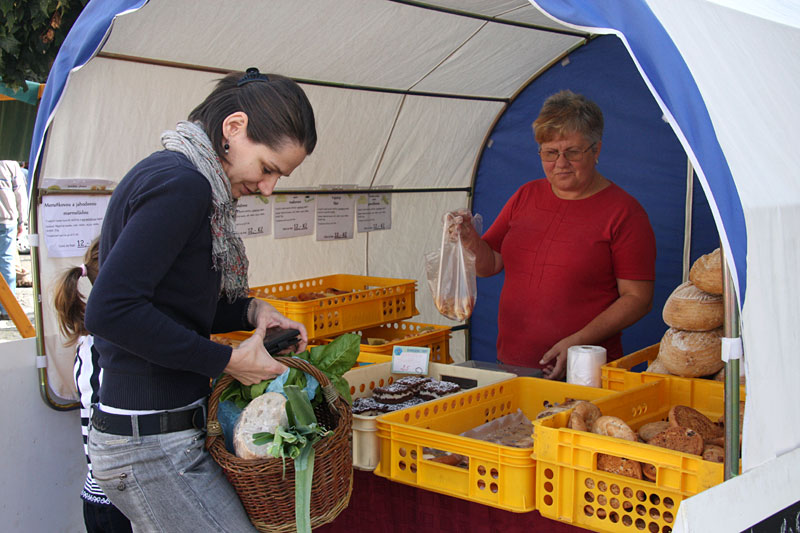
[538,142,596,162]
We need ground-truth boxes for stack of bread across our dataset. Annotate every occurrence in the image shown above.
[648,248,731,380]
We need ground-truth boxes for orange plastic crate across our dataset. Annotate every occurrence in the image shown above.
[374,377,615,512]
[319,321,452,363]
[249,274,418,341]
[534,378,741,532]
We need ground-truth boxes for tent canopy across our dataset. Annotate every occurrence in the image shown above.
[28,0,800,503]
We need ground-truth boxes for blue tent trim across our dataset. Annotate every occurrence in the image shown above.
[27,0,147,193]
[533,0,748,303]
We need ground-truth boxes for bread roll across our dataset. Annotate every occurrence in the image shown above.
[597,454,642,480]
[662,281,723,331]
[638,421,671,442]
[647,426,704,456]
[689,248,723,295]
[658,327,724,377]
[591,416,637,442]
[669,405,723,441]
[233,392,288,459]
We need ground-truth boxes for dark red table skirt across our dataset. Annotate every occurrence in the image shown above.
[316,469,586,532]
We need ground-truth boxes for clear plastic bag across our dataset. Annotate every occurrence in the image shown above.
[425,211,482,321]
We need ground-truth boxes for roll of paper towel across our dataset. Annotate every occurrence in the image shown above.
[566,345,607,387]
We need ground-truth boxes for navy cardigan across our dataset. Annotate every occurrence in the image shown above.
[85,151,252,410]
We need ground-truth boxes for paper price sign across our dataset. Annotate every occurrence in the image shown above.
[391,346,430,375]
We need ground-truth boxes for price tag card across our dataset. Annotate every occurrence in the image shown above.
[273,194,315,238]
[316,193,355,241]
[391,346,431,375]
[235,195,271,238]
[356,190,392,233]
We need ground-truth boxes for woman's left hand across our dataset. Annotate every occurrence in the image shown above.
[248,299,309,353]
[539,334,581,380]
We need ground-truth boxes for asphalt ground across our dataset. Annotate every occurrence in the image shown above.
[0,251,36,342]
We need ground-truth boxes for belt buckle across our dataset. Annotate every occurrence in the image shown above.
[192,404,207,431]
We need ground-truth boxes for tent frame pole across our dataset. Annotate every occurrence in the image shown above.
[721,245,741,480]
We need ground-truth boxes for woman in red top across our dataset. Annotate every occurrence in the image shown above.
[456,90,656,379]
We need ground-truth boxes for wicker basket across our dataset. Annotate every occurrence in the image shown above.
[206,358,353,532]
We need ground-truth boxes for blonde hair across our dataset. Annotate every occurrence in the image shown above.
[53,239,99,346]
[533,90,604,145]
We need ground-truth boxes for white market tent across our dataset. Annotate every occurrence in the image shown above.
[21,0,800,530]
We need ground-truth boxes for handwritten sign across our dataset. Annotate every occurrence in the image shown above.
[316,194,355,241]
[273,194,315,239]
[235,195,271,238]
[356,192,392,233]
[391,346,431,375]
[41,195,109,258]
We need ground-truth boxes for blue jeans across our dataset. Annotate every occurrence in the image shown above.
[88,418,256,532]
[0,222,15,314]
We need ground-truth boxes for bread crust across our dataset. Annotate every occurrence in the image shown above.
[597,453,642,480]
[638,421,671,443]
[662,281,724,331]
[648,426,704,455]
[658,327,724,377]
[702,445,725,463]
[591,416,637,442]
[689,248,723,295]
[669,405,724,441]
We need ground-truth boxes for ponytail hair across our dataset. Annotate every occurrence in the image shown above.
[53,239,99,346]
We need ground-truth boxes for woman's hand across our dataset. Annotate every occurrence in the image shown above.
[247,298,309,353]
[539,334,580,380]
[444,209,503,277]
[224,332,287,385]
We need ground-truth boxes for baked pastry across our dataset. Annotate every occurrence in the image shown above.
[647,426,704,456]
[658,327,724,377]
[383,397,425,412]
[597,454,642,480]
[645,358,671,375]
[702,444,725,463]
[642,462,657,481]
[352,397,385,416]
[669,405,724,442]
[689,248,723,295]
[637,421,671,442]
[394,375,433,393]
[591,416,637,442]
[418,380,461,400]
[535,399,579,420]
[371,382,413,404]
[662,281,723,331]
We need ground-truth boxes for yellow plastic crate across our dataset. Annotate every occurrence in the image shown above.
[320,321,452,363]
[534,378,741,532]
[249,274,418,341]
[344,362,516,472]
[373,377,615,512]
[602,344,746,408]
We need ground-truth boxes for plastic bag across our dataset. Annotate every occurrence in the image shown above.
[425,211,482,321]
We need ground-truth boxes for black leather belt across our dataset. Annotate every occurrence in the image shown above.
[91,405,206,436]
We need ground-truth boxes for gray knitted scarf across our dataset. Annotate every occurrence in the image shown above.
[161,121,249,302]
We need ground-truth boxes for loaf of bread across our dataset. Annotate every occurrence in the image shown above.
[662,281,724,331]
[658,327,724,377]
[645,357,671,375]
[689,248,723,295]
[233,392,288,459]
[591,416,637,442]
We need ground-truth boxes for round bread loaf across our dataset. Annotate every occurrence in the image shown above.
[658,327,724,377]
[638,421,671,442]
[689,248,723,295]
[702,445,725,463]
[648,426,704,456]
[645,358,671,375]
[233,392,289,459]
[591,416,637,442]
[669,405,724,441]
[597,453,642,480]
[662,281,723,331]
